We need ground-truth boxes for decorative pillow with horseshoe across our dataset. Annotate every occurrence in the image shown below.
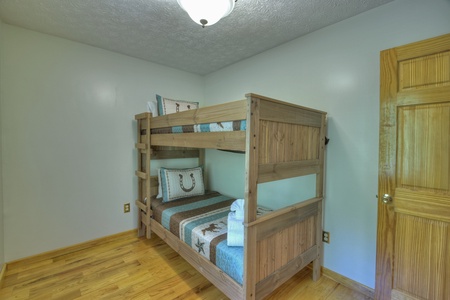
[160,166,205,202]
[156,94,199,116]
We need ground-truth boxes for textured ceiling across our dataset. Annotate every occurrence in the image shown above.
[0,0,393,75]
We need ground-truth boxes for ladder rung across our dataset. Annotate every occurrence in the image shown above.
[135,199,147,211]
[135,171,147,179]
[135,143,147,150]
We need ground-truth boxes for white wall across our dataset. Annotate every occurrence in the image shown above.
[0,18,5,269]
[204,0,450,289]
[0,25,204,261]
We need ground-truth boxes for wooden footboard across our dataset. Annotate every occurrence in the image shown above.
[243,94,326,299]
[251,197,322,300]
[147,197,322,300]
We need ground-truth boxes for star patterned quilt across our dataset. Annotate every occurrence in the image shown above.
[152,191,244,285]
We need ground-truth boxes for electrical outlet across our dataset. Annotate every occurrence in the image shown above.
[322,231,330,243]
[124,203,131,213]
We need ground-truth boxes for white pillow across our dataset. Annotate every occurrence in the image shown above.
[156,94,199,115]
[147,100,159,117]
[160,167,205,202]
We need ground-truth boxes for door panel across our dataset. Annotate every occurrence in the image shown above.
[398,51,450,91]
[397,103,450,192]
[394,214,448,300]
[376,33,450,300]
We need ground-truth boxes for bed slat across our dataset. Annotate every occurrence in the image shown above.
[258,160,321,183]
[135,171,147,179]
[255,201,318,241]
[152,131,246,151]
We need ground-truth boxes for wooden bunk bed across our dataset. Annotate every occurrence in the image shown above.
[134,93,327,300]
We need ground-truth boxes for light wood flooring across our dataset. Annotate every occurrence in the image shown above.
[0,230,372,299]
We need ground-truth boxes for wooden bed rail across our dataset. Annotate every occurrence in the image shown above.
[150,100,247,129]
[258,159,321,183]
[151,131,246,151]
[150,219,244,299]
[247,196,322,229]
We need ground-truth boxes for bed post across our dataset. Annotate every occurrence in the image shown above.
[244,94,260,300]
[144,114,152,238]
[135,112,152,238]
[313,113,327,280]
[199,148,207,189]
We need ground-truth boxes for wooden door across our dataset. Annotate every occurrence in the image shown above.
[376,33,450,300]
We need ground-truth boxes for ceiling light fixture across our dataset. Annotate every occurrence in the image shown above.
[177,0,236,28]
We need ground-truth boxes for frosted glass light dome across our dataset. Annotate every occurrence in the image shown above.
[177,0,235,27]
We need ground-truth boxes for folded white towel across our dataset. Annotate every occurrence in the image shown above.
[230,199,245,220]
[257,205,272,216]
[227,211,244,247]
[227,200,272,247]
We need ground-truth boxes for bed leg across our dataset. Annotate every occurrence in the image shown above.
[137,225,145,237]
[146,225,152,239]
[312,258,321,281]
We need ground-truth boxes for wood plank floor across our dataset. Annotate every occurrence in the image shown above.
[0,230,372,299]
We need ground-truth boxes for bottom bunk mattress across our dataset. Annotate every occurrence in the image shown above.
[151,191,244,285]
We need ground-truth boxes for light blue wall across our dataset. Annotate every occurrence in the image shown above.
[0,25,204,261]
[204,0,450,289]
[1,0,449,290]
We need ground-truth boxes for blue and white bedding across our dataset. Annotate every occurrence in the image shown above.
[151,191,244,285]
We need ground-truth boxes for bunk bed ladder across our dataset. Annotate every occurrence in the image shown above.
[135,113,152,238]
